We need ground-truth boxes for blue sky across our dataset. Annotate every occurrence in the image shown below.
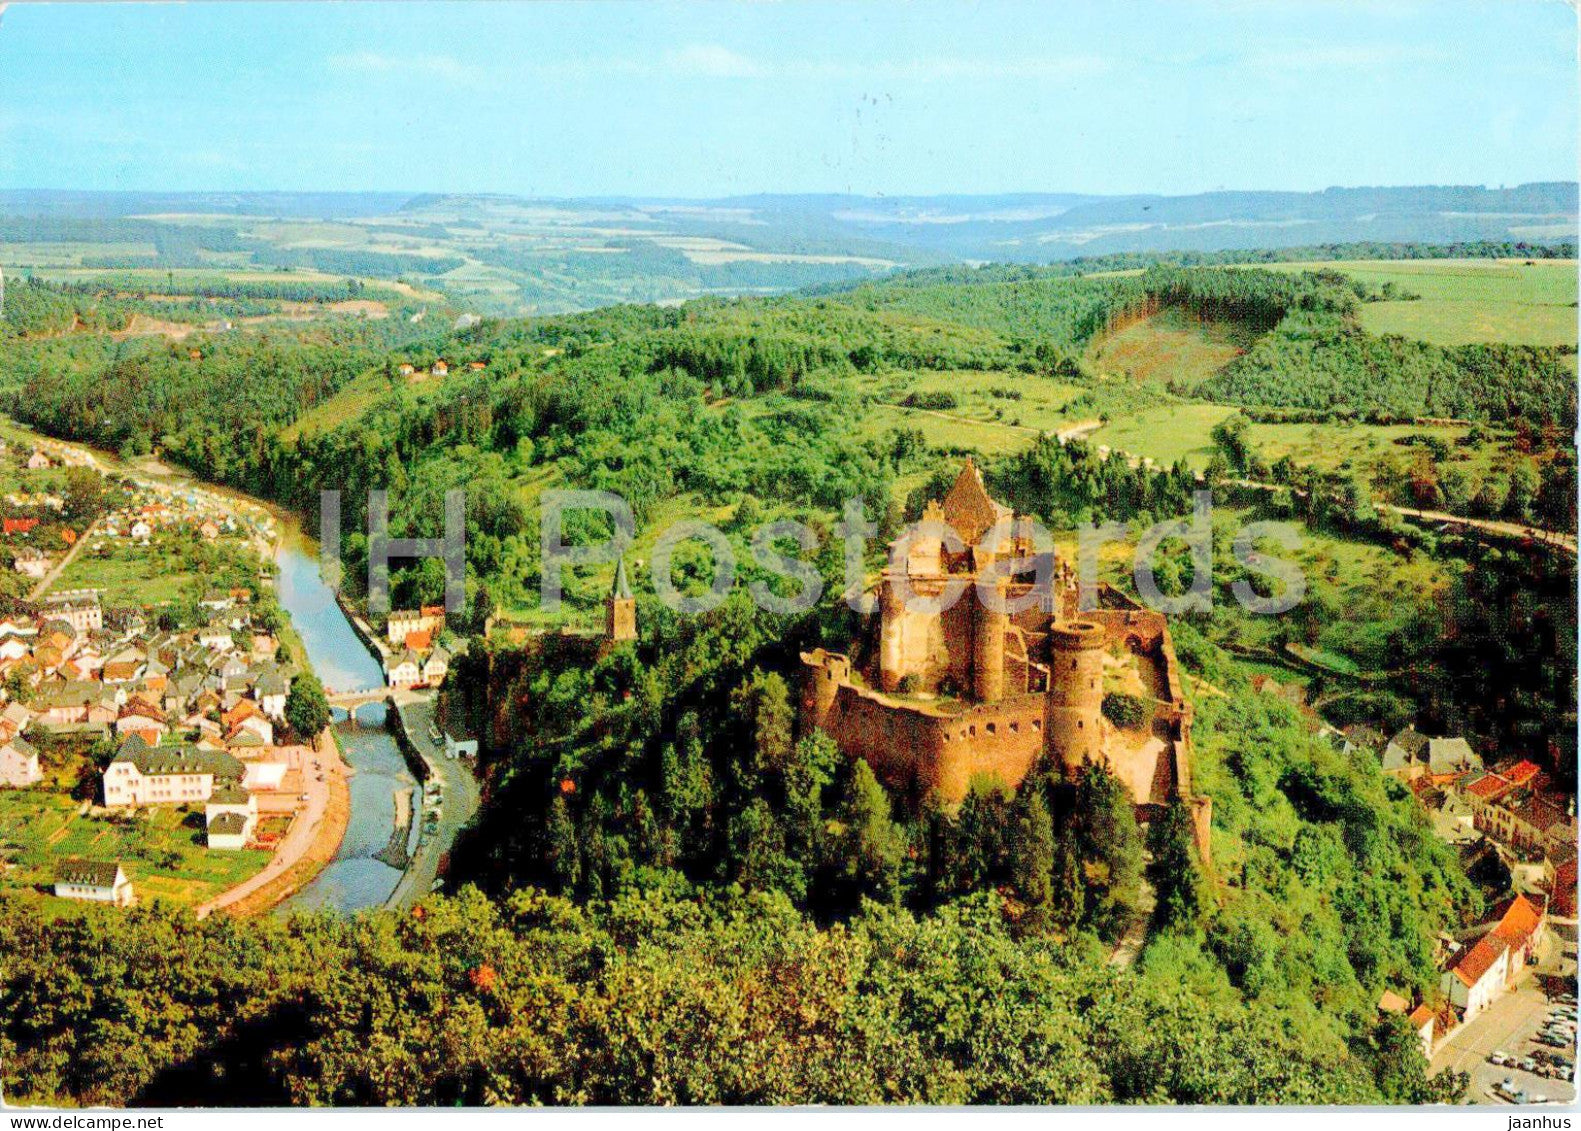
[0,0,1573,197]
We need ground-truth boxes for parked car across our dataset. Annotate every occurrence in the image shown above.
[1520,1057,1540,1073]
[1491,1051,1510,1066]
[1532,1094,1548,1104]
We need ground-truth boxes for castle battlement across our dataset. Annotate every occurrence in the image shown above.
[801,461,1210,861]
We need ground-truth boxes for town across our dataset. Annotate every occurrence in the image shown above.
[0,429,468,916]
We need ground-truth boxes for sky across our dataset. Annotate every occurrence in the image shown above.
[0,0,1574,198]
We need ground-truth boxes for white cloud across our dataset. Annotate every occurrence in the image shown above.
[663,44,770,79]
[331,51,478,86]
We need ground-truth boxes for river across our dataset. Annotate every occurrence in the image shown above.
[2,418,419,913]
[271,526,415,913]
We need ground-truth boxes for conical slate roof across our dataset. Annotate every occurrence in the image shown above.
[611,557,632,600]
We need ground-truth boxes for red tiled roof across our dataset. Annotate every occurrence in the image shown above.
[1465,773,1514,801]
[1378,990,1410,1014]
[1501,760,1544,786]
[1491,893,1546,950]
[1408,1003,1435,1029]
[1449,933,1508,988]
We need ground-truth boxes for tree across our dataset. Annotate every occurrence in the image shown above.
[284,670,331,739]
[1503,461,1540,522]
[831,759,904,908]
[62,466,109,523]
[1101,692,1149,730]
[1068,761,1145,940]
[1149,800,1207,931]
[1010,790,1056,933]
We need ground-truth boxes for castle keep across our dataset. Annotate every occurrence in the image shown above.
[801,460,1211,860]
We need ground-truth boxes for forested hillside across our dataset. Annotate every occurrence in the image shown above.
[0,251,1569,1106]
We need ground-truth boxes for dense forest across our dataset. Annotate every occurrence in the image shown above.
[1,881,1458,1107]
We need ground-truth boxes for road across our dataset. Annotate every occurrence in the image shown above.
[27,517,100,600]
[195,735,350,919]
[385,696,480,909]
[1382,504,1577,557]
[1229,478,1576,558]
[1431,931,1577,1105]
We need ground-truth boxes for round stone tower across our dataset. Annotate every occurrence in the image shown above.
[972,580,1008,703]
[1045,620,1105,775]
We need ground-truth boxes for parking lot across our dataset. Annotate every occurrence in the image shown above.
[1432,931,1578,1105]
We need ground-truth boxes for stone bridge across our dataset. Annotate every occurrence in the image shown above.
[325,685,432,725]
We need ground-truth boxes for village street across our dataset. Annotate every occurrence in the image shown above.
[1432,929,1578,1105]
[386,696,479,910]
[194,737,351,918]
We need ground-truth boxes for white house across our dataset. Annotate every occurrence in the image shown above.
[255,669,289,719]
[386,607,444,645]
[1440,894,1546,1022]
[197,624,234,652]
[385,649,421,688]
[0,735,41,787]
[102,735,244,807]
[443,731,478,760]
[13,548,50,579]
[43,591,102,634]
[421,644,450,685]
[204,785,257,850]
[54,858,134,905]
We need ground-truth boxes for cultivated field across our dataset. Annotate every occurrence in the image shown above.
[1261,258,1579,348]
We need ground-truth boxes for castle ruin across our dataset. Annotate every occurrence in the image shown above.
[801,460,1212,861]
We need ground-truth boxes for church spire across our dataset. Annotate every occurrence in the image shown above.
[605,556,637,644]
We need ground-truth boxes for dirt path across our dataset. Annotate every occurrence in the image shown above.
[1109,853,1157,969]
[1381,504,1577,556]
[27,518,100,600]
[195,729,351,919]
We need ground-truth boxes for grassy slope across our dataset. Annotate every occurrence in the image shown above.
[1260,258,1579,349]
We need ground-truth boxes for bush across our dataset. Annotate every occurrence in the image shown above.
[1101,692,1149,730]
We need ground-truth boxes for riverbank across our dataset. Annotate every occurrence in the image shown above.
[196,729,351,918]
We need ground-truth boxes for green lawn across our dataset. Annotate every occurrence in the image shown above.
[53,528,263,608]
[1090,403,1239,469]
[0,787,270,909]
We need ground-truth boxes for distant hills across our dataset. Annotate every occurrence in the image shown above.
[0,183,1572,316]
[3,182,1572,257]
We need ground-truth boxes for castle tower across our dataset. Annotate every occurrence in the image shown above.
[972,578,1007,703]
[605,557,637,643]
[878,576,905,692]
[1045,620,1105,774]
[801,648,851,732]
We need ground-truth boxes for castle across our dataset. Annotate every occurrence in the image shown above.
[801,460,1211,861]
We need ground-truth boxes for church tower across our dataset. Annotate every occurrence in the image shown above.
[605,557,637,643]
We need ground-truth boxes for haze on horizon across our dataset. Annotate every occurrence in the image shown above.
[0,0,1574,200]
